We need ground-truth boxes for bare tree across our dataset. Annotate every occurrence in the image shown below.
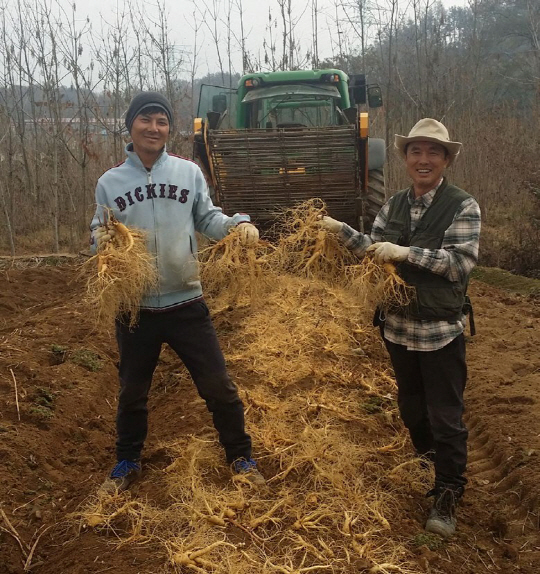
[92,6,134,163]
[264,7,278,71]
[3,0,34,201]
[199,0,226,83]
[311,0,319,68]
[55,1,97,245]
[141,0,185,105]
[37,0,65,252]
[235,0,248,74]
[187,3,203,121]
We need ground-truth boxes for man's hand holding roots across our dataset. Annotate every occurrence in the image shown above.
[236,222,259,246]
[94,225,116,249]
[315,215,343,234]
[367,242,410,264]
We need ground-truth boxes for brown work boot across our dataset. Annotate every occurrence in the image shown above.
[100,460,142,494]
[232,458,266,487]
[425,485,463,538]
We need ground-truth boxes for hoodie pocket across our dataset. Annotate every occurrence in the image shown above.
[158,233,200,295]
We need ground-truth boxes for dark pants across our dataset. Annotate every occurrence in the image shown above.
[383,333,468,488]
[115,299,251,463]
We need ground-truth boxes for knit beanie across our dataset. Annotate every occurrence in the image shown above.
[125,92,173,133]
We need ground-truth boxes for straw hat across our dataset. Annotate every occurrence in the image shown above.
[394,118,462,165]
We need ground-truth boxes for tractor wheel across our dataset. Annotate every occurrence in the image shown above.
[362,168,386,232]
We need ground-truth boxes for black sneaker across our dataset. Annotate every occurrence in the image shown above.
[100,460,142,494]
[425,485,463,538]
[232,458,266,486]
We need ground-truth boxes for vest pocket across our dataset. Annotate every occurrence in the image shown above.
[411,284,464,320]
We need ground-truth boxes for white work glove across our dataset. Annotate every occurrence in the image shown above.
[367,242,410,264]
[236,222,259,246]
[94,225,116,248]
[315,215,343,234]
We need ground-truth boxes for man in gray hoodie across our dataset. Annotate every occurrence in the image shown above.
[90,92,264,491]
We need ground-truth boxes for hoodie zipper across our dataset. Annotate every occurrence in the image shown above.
[146,167,161,303]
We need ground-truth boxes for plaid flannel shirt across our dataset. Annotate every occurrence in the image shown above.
[340,180,481,351]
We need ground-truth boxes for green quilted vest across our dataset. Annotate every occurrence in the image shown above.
[382,178,472,321]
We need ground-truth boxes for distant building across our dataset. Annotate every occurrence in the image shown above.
[19,116,122,137]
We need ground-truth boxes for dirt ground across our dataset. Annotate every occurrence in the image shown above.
[0,260,539,574]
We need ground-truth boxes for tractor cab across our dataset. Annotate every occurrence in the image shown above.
[196,69,382,131]
[242,83,342,129]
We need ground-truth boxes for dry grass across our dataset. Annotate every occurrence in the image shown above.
[199,229,274,306]
[81,212,158,328]
[267,199,360,282]
[202,200,414,315]
[75,201,427,573]
[77,400,430,572]
[347,258,416,315]
[77,393,429,572]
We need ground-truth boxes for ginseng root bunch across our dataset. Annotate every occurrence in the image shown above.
[269,199,358,281]
[83,215,158,328]
[198,228,274,306]
[347,257,416,312]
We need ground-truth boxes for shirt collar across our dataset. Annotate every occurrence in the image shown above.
[125,143,168,170]
[408,178,444,207]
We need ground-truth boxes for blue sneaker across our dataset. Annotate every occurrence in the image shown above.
[232,458,266,486]
[100,460,142,493]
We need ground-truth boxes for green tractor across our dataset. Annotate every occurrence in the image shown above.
[193,69,386,231]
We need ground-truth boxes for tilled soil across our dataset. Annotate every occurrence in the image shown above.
[0,262,539,574]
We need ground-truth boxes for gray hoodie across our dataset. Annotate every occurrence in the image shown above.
[90,144,250,310]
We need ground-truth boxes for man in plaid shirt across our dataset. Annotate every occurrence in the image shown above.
[319,118,481,538]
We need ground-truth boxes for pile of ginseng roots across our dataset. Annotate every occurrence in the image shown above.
[76,200,428,574]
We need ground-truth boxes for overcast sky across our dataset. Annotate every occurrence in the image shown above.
[80,0,343,76]
[39,0,469,80]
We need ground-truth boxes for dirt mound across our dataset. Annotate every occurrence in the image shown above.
[0,260,539,574]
